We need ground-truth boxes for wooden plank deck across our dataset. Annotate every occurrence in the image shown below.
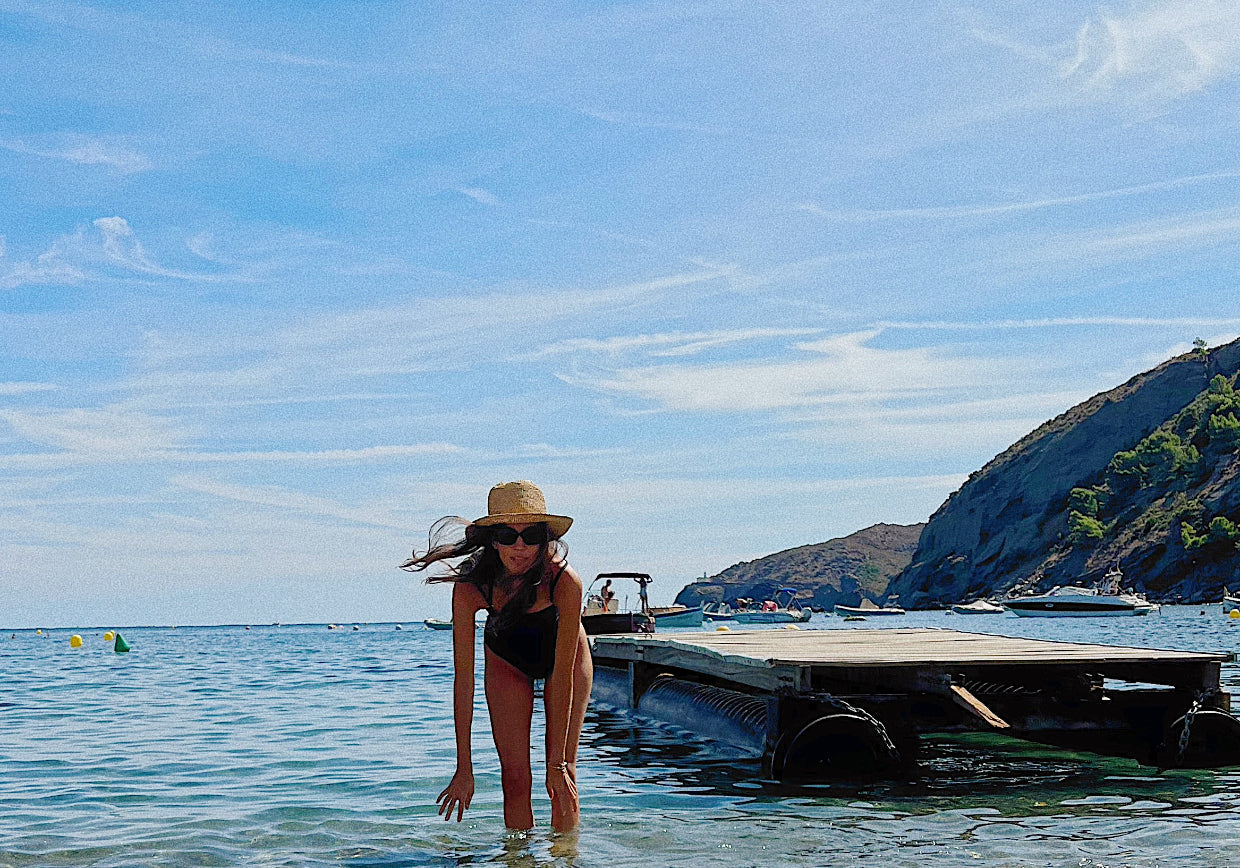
[590,628,1231,694]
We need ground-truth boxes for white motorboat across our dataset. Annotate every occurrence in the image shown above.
[648,604,704,628]
[1003,569,1157,617]
[834,599,906,616]
[950,599,1006,615]
[732,588,813,623]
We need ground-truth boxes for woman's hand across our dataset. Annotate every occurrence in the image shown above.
[436,769,475,822]
[545,761,578,817]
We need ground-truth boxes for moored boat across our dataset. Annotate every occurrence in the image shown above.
[424,618,453,630]
[950,599,1006,615]
[648,604,704,628]
[701,601,736,621]
[582,572,656,635]
[834,599,906,617]
[732,588,813,623]
[1004,568,1157,617]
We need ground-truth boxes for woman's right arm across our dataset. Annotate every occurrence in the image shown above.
[436,582,480,822]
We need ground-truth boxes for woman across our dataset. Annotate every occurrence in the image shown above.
[401,481,592,832]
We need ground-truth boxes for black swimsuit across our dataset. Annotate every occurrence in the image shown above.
[483,569,563,681]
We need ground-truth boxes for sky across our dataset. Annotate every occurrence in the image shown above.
[4,0,1240,628]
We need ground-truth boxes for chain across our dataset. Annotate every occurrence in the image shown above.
[1177,687,1220,763]
[819,695,901,760]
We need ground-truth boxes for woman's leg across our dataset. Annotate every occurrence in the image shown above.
[484,648,536,830]
[544,627,593,830]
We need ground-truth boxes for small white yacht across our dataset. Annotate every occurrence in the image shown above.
[1003,568,1158,617]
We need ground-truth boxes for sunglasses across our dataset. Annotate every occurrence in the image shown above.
[490,525,549,546]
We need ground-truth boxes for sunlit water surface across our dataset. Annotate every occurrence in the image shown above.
[3,608,1240,866]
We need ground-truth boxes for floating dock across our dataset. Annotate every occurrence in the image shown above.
[589,628,1240,778]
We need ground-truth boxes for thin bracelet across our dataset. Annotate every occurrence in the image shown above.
[553,761,569,773]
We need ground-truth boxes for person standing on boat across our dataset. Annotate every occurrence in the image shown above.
[400,481,592,833]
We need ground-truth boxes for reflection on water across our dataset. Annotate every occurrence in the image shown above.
[585,705,1230,814]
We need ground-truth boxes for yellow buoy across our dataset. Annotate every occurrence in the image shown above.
[104,631,115,641]
[783,623,801,630]
[1229,608,1239,620]
[716,624,731,631]
[69,634,83,648]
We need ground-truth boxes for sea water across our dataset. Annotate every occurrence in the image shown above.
[2,609,1239,867]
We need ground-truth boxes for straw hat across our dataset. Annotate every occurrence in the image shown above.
[471,481,573,539]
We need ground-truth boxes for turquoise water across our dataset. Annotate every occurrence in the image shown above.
[3,609,1240,867]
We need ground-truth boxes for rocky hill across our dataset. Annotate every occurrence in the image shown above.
[889,338,1240,607]
[673,522,924,610]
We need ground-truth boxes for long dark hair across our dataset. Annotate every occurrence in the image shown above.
[400,516,567,617]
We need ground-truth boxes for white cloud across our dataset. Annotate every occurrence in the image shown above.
[569,330,991,413]
[1065,208,1240,258]
[0,248,87,291]
[530,327,823,360]
[1061,0,1240,100]
[1,407,188,455]
[0,134,153,173]
[86,215,233,280]
[798,171,1240,223]
[59,141,154,173]
[1001,207,1240,271]
[179,444,466,464]
[875,316,1240,331]
[2,217,237,290]
[0,382,59,396]
[93,216,186,277]
[117,267,736,409]
[0,441,466,470]
[782,389,1090,460]
[172,474,408,530]
[457,187,499,206]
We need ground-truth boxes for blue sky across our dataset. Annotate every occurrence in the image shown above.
[4,0,1240,627]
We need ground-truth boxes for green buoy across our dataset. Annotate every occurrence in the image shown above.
[113,632,131,653]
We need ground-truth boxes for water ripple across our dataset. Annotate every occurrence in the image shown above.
[3,614,1240,866]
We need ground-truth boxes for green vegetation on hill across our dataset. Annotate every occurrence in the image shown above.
[1066,374,1240,562]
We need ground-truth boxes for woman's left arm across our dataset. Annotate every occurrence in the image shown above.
[545,564,583,801]
[546,564,583,761]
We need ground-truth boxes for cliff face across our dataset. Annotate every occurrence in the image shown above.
[674,522,924,609]
[889,338,1240,607]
